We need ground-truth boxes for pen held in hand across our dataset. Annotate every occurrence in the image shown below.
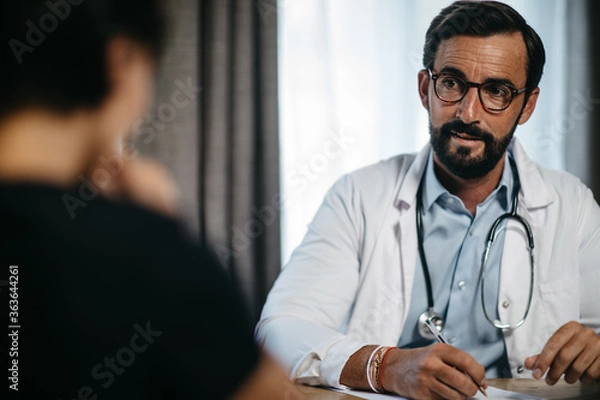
[424,318,488,398]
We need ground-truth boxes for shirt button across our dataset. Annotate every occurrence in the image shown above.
[517,365,524,373]
[457,281,466,290]
[502,301,510,308]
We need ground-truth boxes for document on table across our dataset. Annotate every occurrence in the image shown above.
[334,386,547,399]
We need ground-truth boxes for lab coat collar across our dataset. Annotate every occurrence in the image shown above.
[394,144,430,210]
[394,137,555,212]
[508,138,555,210]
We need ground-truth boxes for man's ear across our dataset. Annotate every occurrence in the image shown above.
[517,87,540,125]
[418,69,430,110]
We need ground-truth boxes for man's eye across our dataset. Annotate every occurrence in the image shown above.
[485,84,511,98]
[439,76,464,91]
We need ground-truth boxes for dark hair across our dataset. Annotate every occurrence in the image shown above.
[0,0,165,119]
[423,0,545,96]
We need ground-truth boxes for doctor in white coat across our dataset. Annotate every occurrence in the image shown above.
[257,1,600,399]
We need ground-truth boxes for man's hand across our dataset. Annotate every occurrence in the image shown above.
[381,345,486,400]
[525,321,600,385]
[341,344,486,400]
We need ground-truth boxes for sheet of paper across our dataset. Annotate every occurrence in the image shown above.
[334,386,547,399]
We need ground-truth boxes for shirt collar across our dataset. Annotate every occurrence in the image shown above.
[421,150,513,214]
[394,137,555,212]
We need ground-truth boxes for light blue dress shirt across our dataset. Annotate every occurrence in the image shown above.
[397,150,513,378]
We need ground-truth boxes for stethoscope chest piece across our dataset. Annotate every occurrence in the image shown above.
[418,308,445,340]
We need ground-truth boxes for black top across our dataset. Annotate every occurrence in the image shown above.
[0,183,259,399]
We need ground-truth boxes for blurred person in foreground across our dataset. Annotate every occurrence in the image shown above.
[257,1,600,399]
[0,1,290,398]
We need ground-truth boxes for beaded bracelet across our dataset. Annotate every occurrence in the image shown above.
[375,346,395,392]
[366,345,384,393]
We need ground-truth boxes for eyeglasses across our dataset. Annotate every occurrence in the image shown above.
[428,69,527,112]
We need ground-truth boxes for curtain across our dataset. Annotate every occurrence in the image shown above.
[279,0,591,263]
[198,0,281,322]
[138,0,200,236]
[140,0,281,322]
[588,0,600,202]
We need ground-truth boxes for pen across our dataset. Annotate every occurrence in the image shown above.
[424,318,488,398]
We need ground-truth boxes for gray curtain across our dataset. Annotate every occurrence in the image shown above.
[588,0,600,202]
[139,0,200,235]
[141,0,281,322]
[198,0,281,322]
[563,0,599,202]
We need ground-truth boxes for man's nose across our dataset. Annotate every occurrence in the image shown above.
[456,86,484,124]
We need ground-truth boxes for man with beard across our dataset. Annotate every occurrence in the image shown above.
[256,1,600,399]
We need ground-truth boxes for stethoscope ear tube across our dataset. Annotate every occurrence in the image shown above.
[480,213,535,330]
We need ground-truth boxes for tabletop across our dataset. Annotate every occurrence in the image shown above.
[295,379,600,399]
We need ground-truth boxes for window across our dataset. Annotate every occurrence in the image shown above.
[279,0,582,264]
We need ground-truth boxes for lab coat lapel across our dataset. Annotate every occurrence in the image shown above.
[499,138,556,366]
[395,144,431,330]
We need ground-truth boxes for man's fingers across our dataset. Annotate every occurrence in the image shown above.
[563,341,598,383]
[442,347,487,389]
[524,354,539,370]
[545,331,591,385]
[532,321,579,379]
[581,358,600,384]
[436,364,480,398]
[430,377,470,400]
[546,340,585,385]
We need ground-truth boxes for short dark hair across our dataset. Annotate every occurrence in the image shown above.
[423,0,545,96]
[0,0,165,119]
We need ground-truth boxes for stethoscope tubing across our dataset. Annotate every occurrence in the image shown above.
[416,156,535,338]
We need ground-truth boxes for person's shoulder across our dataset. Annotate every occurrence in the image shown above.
[525,159,589,193]
[0,182,211,272]
[521,158,596,209]
[511,139,594,203]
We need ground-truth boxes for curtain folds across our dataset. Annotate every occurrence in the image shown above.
[588,0,600,201]
[198,0,281,322]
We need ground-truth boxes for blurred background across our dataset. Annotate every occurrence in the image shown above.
[138,0,600,321]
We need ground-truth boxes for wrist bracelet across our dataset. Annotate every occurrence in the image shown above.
[366,345,384,393]
[376,346,396,393]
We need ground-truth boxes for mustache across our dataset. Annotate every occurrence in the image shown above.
[439,120,493,141]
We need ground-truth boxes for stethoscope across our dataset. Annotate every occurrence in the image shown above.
[416,157,535,340]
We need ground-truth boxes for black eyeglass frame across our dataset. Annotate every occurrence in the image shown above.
[427,69,527,112]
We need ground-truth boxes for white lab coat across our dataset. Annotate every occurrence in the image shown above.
[256,138,600,388]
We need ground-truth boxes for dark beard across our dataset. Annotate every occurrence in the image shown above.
[430,119,517,180]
